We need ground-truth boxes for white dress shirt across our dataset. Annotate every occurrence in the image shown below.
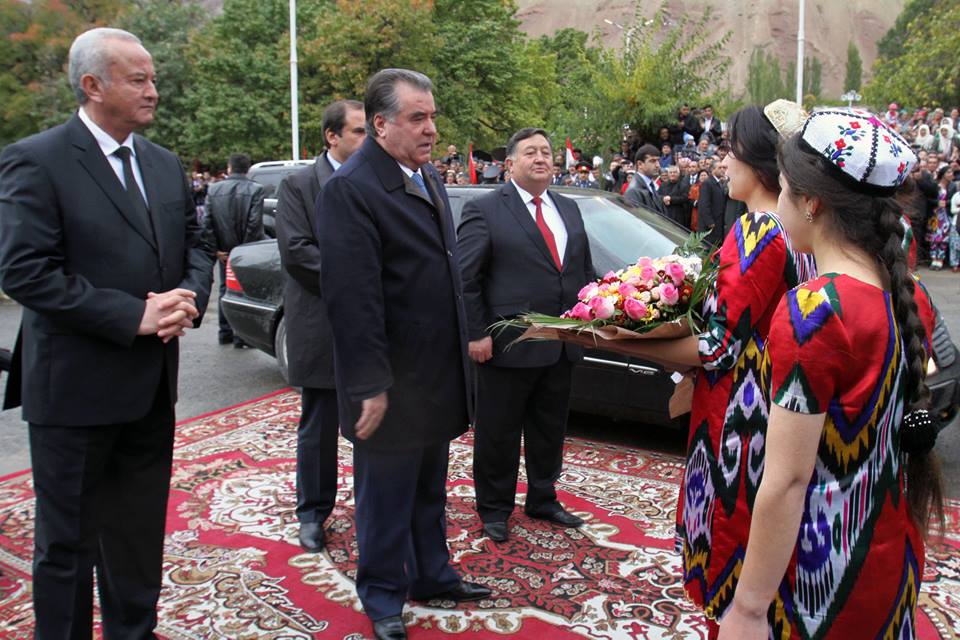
[512,182,567,264]
[77,107,148,202]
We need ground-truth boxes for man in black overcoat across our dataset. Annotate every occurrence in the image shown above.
[457,128,597,543]
[0,28,213,638]
[275,99,366,552]
[315,69,491,640]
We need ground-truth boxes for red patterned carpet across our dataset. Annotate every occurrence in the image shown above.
[0,389,958,639]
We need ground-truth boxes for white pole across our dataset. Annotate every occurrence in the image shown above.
[795,0,805,104]
[289,0,300,159]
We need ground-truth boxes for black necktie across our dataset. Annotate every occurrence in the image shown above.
[114,147,154,235]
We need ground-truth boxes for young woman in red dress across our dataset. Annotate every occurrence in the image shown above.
[599,101,815,635]
[718,109,945,639]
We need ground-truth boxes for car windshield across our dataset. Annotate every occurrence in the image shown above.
[447,188,687,275]
[573,195,682,273]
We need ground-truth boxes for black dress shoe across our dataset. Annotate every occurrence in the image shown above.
[232,338,248,349]
[298,522,325,552]
[218,334,234,345]
[482,521,508,542]
[372,615,406,640]
[526,507,584,528]
[416,581,492,602]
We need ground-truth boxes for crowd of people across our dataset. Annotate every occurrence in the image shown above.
[0,24,950,640]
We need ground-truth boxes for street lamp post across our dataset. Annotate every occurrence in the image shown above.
[795,0,805,104]
[840,90,862,107]
[289,0,300,160]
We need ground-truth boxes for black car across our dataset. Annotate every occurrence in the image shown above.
[221,185,960,427]
[247,159,315,238]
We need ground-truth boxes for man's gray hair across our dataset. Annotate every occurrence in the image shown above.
[364,68,433,138]
[68,28,142,104]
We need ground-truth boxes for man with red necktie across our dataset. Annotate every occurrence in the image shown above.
[457,127,597,543]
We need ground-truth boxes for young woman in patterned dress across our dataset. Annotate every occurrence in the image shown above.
[719,109,945,639]
[600,102,815,635]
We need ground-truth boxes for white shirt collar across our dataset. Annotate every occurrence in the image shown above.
[397,162,423,179]
[511,181,551,206]
[78,107,136,159]
[326,153,342,171]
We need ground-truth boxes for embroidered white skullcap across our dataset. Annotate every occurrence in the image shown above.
[799,107,916,193]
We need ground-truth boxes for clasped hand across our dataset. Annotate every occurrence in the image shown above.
[138,288,199,343]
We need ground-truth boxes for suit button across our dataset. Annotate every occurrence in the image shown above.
[447,250,454,257]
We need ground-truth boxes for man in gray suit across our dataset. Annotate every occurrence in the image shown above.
[624,144,667,215]
[0,28,213,638]
[275,99,366,552]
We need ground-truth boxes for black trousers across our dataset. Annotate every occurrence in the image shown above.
[353,440,460,621]
[473,360,573,524]
[217,260,232,339]
[29,380,174,640]
[295,387,340,524]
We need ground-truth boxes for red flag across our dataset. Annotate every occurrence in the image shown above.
[468,143,477,184]
[302,145,309,160]
[565,138,576,169]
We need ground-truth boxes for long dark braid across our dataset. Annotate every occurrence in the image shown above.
[779,134,945,534]
[873,196,944,532]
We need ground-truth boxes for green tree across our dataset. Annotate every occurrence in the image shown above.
[876,0,936,59]
[116,0,209,154]
[427,0,555,151]
[844,41,862,92]
[864,0,960,107]
[565,1,730,154]
[747,48,786,105]
[299,0,437,153]
[0,0,129,146]
[805,56,822,98]
[180,0,315,165]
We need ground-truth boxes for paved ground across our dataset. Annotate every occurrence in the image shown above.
[1,267,959,499]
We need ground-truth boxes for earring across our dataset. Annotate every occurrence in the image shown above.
[804,210,814,223]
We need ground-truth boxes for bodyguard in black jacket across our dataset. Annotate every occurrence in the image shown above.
[201,153,265,344]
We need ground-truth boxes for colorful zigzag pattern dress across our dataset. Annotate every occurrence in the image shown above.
[760,273,934,639]
[677,211,815,622]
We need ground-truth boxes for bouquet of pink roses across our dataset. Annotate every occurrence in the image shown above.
[497,233,717,344]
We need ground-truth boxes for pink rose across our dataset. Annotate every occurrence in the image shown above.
[567,301,593,321]
[640,265,656,281]
[578,283,599,300]
[623,298,648,321]
[637,257,653,268]
[659,282,679,305]
[589,295,616,320]
[666,262,686,285]
[618,283,638,298]
[601,271,619,283]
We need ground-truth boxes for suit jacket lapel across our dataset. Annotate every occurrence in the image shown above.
[503,185,560,271]
[552,190,580,272]
[68,117,158,252]
[134,137,163,256]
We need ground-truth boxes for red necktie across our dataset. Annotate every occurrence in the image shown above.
[532,195,562,270]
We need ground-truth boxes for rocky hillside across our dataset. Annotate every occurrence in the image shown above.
[515,0,905,98]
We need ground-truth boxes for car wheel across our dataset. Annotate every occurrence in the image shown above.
[274,315,290,383]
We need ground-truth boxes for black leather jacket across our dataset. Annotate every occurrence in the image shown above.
[201,174,265,251]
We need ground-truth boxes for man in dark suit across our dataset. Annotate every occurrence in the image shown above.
[0,28,213,638]
[457,128,597,543]
[316,68,490,640]
[624,144,667,215]
[697,159,729,247]
[275,99,365,552]
[659,164,691,227]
